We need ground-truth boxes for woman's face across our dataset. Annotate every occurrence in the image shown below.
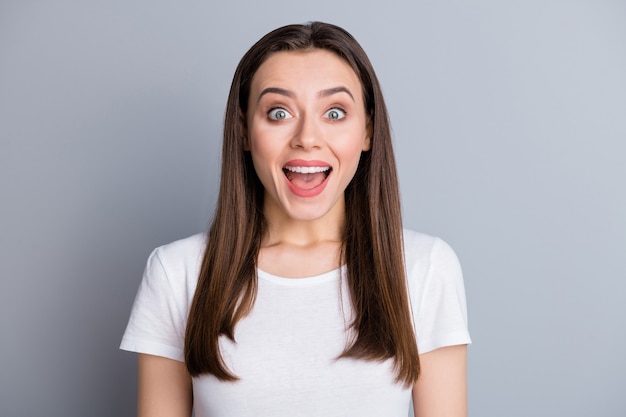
[245,49,371,224]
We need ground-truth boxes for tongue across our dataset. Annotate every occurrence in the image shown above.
[286,171,327,190]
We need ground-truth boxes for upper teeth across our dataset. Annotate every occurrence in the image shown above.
[284,166,330,174]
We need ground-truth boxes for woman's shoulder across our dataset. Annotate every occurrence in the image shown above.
[150,232,207,271]
[402,228,461,277]
[402,228,437,251]
[402,229,471,353]
[402,229,442,259]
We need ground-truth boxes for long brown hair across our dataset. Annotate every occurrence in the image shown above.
[185,22,419,385]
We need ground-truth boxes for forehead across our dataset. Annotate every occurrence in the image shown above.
[250,49,363,98]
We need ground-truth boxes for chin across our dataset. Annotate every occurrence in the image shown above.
[265,190,344,224]
[283,206,333,222]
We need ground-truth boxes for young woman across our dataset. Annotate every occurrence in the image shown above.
[121,22,471,417]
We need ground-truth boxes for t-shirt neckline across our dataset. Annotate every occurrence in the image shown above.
[257,265,345,286]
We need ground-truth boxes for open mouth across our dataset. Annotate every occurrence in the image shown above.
[283,165,332,190]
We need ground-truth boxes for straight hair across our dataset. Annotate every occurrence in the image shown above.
[185,21,420,386]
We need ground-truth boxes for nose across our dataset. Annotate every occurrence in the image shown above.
[290,111,321,150]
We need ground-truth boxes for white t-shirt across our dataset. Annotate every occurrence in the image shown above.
[120,229,471,417]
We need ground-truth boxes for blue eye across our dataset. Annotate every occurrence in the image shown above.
[324,108,346,121]
[268,108,292,121]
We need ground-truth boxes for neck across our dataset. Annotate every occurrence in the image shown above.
[261,197,345,248]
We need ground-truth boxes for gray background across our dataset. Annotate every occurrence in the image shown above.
[1,1,624,416]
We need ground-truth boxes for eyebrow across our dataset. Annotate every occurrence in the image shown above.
[257,86,355,103]
[257,87,294,103]
[318,86,354,101]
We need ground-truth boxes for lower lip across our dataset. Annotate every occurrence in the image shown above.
[284,172,330,198]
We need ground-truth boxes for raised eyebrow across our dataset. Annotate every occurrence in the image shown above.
[257,87,294,103]
[318,86,354,102]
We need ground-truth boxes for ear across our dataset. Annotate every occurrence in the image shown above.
[239,108,250,151]
[362,115,373,151]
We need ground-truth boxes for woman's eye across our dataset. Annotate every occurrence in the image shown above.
[268,108,292,121]
[324,108,346,121]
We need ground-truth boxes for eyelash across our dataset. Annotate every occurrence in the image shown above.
[267,107,292,121]
[324,107,347,121]
[265,106,348,122]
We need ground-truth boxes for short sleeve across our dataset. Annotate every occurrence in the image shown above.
[119,247,188,362]
[410,237,471,354]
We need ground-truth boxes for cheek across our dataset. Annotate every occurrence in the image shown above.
[248,136,280,184]
[336,131,369,163]
[250,146,271,177]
